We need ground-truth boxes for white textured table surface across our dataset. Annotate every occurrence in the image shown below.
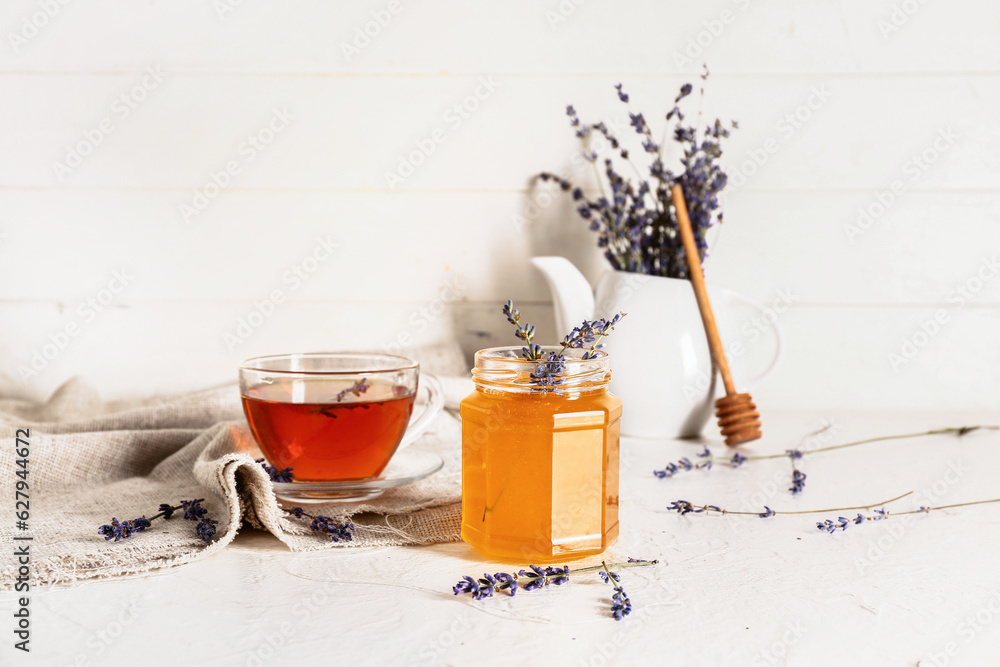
[4,410,1000,667]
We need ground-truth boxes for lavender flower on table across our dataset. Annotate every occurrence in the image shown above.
[786,448,807,495]
[454,575,494,600]
[817,517,851,533]
[520,564,570,590]
[664,491,1000,533]
[667,500,701,515]
[668,500,721,515]
[495,572,518,596]
[540,73,735,278]
[653,446,805,492]
[452,559,657,621]
[651,426,996,495]
[789,470,807,495]
[652,452,714,479]
[99,498,218,544]
[600,561,633,620]
[598,570,620,584]
[816,508,892,533]
[610,589,633,621]
[655,429,1000,529]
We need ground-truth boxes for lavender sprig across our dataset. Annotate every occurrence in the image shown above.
[180,498,208,520]
[601,561,632,621]
[98,498,218,544]
[810,503,983,535]
[503,300,541,362]
[502,300,625,389]
[541,78,735,278]
[652,426,997,494]
[255,461,355,542]
[97,517,152,542]
[256,458,294,483]
[611,590,632,621]
[786,448,807,495]
[663,493,1000,533]
[668,500,721,515]
[520,564,570,590]
[666,492,913,521]
[335,378,370,403]
[560,312,626,360]
[195,517,218,542]
[789,469,807,495]
[454,575,496,600]
[816,508,888,534]
[818,508,888,533]
[817,517,852,533]
[452,559,657,621]
[653,454,713,479]
[281,506,355,543]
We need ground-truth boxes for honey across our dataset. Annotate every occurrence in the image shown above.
[460,348,622,562]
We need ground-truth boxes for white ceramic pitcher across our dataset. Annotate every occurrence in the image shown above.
[532,257,783,439]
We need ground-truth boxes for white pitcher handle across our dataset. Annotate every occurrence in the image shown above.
[397,373,444,449]
[720,289,784,387]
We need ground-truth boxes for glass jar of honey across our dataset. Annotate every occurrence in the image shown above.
[460,347,622,562]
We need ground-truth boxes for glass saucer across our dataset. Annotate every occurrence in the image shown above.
[270,449,444,504]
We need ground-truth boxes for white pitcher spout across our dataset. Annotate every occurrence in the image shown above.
[531,256,595,337]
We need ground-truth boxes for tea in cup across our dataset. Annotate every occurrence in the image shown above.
[239,353,443,482]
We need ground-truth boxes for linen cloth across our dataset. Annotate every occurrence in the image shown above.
[0,345,471,588]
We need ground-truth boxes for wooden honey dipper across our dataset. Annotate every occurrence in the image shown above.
[671,184,762,447]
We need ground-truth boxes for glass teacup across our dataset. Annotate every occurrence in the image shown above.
[239,353,443,483]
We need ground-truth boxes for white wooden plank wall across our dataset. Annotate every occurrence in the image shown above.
[0,0,997,410]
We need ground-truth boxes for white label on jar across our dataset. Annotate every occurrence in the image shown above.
[551,411,604,551]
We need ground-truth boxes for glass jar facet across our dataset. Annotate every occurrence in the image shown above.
[460,347,622,562]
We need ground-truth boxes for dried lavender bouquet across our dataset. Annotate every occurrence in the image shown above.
[540,71,736,278]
